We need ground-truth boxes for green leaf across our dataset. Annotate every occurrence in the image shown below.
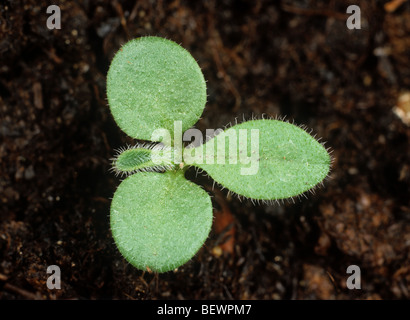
[112,143,176,175]
[185,119,331,200]
[110,171,213,273]
[106,36,207,141]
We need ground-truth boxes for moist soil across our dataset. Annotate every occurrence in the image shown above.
[1,0,409,299]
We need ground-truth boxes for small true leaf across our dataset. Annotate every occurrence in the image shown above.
[186,119,331,200]
[106,36,207,141]
[110,171,213,273]
[113,144,175,175]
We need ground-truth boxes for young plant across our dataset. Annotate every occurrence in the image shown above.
[106,36,331,273]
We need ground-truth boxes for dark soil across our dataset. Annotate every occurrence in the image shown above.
[1,0,409,300]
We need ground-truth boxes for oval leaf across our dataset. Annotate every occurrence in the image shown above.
[110,171,212,273]
[112,143,176,175]
[106,36,207,141]
[186,119,331,200]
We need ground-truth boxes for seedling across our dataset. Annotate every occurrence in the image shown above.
[106,36,331,273]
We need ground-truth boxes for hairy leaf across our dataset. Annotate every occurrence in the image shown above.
[106,36,207,141]
[186,119,331,200]
[110,171,213,273]
[113,143,175,175]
